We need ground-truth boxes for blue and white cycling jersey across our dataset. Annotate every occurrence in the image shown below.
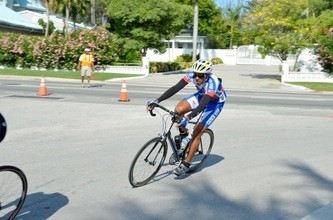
[183,72,227,103]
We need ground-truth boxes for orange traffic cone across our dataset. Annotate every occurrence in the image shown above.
[38,75,48,96]
[118,80,130,102]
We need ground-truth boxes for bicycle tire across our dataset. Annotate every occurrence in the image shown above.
[0,165,28,220]
[128,137,168,187]
[187,129,214,173]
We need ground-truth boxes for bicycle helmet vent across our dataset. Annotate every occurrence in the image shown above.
[193,59,213,74]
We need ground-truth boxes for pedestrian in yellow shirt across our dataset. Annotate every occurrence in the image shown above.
[78,48,95,87]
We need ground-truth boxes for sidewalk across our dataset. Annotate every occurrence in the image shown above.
[125,65,311,92]
[0,65,315,92]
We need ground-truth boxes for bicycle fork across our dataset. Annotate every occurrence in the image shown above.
[145,143,162,166]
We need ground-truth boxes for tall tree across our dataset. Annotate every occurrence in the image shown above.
[242,0,333,71]
[224,4,243,48]
[106,0,193,55]
[177,0,229,48]
[53,0,90,35]
[40,0,56,36]
[242,0,315,63]
[197,0,228,48]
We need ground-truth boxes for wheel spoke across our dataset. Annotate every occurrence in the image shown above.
[129,138,167,187]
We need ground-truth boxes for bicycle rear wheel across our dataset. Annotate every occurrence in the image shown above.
[0,165,28,220]
[187,129,214,173]
[129,137,167,187]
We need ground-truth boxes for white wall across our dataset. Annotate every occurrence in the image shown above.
[147,48,238,65]
[146,48,283,66]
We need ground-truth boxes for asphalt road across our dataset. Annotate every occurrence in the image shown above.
[1,77,333,110]
[0,65,332,219]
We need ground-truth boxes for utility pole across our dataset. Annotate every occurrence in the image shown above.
[192,0,199,62]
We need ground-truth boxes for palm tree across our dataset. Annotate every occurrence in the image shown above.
[53,0,89,36]
[40,0,56,36]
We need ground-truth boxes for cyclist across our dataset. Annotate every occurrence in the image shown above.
[0,112,7,143]
[147,59,227,176]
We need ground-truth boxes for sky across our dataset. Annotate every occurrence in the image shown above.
[214,0,249,8]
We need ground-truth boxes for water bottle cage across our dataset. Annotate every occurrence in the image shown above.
[174,135,182,150]
[181,134,191,150]
[179,127,188,136]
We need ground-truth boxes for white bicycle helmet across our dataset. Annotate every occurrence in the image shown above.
[193,59,213,74]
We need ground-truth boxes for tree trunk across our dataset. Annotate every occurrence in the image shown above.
[65,6,69,36]
[45,2,49,37]
[91,0,96,27]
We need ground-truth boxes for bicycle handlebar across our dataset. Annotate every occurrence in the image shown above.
[149,103,181,123]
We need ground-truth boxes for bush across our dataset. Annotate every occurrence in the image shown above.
[149,62,181,73]
[0,27,122,70]
[211,57,223,65]
[316,36,333,74]
[177,54,192,62]
[174,54,193,69]
[0,33,40,68]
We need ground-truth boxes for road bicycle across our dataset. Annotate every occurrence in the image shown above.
[128,103,214,187]
[0,113,28,220]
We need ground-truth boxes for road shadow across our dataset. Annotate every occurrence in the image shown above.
[174,154,225,180]
[281,159,333,192]
[241,73,281,81]
[15,192,69,220]
[143,154,225,184]
[196,154,225,172]
[119,159,333,219]
[88,83,105,88]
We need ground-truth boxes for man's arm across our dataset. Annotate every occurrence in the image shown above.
[186,94,212,120]
[77,61,82,70]
[91,55,95,71]
[156,78,187,103]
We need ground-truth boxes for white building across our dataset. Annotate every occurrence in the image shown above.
[147,29,206,62]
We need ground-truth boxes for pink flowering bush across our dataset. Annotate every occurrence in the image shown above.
[0,27,121,70]
[0,33,38,67]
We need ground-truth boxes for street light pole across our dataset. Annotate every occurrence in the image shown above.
[192,0,199,62]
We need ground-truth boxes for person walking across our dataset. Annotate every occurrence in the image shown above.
[147,59,227,176]
[78,48,95,87]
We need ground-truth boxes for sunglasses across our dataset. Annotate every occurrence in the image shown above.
[194,73,205,78]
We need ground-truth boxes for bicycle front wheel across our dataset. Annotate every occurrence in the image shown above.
[129,137,167,187]
[0,165,28,220]
[187,129,214,173]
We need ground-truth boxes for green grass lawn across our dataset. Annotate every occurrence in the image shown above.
[288,82,333,92]
[0,68,143,81]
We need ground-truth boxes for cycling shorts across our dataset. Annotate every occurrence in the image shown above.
[184,92,224,128]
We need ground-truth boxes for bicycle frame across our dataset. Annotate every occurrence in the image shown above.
[150,103,200,162]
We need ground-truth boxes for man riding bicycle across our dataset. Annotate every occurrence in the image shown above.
[147,59,227,176]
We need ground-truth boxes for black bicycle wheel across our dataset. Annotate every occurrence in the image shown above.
[187,129,214,173]
[129,137,167,187]
[0,165,28,220]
